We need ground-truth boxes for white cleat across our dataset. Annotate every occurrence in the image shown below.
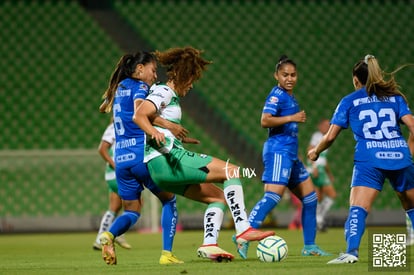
[197,244,234,262]
[327,253,358,264]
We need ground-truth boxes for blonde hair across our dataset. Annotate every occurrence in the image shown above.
[353,55,408,102]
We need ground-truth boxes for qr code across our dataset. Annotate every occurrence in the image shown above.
[372,233,406,268]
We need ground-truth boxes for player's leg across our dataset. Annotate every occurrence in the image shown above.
[317,184,336,231]
[206,158,275,256]
[184,183,235,261]
[153,190,183,264]
[392,166,414,246]
[100,168,143,265]
[292,180,329,256]
[93,190,120,250]
[328,186,378,264]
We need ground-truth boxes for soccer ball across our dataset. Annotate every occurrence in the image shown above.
[256,235,288,262]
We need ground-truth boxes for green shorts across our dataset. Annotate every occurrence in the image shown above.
[311,166,331,188]
[147,147,212,195]
[107,178,118,193]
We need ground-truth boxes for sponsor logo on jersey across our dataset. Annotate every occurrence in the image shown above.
[116,153,136,163]
[375,151,404,160]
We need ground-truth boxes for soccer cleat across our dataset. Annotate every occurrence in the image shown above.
[159,250,184,264]
[232,227,274,259]
[232,234,250,259]
[197,244,234,262]
[235,227,275,243]
[114,234,132,249]
[327,253,359,264]
[93,242,101,251]
[100,232,117,265]
[301,244,331,256]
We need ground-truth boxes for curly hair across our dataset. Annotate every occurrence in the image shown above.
[154,47,212,95]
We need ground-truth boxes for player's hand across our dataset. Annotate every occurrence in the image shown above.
[307,148,319,161]
[292,110,306,123]
[169,123,189,140]
[182,137,200,144]
[151,131,166,147]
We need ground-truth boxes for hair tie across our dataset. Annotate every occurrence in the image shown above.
[364,54,375,64]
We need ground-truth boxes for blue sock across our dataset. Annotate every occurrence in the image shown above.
[248,191,281,229]
[406,208,414,228]
[161,195,178,251]
[109,210,140,237]
[301,191,317,246]
[344,206,367,257]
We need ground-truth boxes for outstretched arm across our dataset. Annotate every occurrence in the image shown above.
[308,124,342,161]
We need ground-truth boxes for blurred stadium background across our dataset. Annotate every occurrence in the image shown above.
[1,0,413,232]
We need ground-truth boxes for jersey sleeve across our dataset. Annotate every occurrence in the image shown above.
[396,95,412,119]
[330,97,350,129]
[132,82,150,101]
[101,123,115,144]
[146,85,173,112]
[262,88,282,115]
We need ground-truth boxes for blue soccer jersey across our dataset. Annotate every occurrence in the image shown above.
[262,86,300,155]
[331,87,412,170]
[112,78,149,168]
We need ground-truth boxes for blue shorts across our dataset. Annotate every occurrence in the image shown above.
[351,162,414,192]
[115,161,162,201]
[262,151,309,189]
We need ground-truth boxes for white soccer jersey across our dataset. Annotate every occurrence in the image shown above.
[143,84,183,162]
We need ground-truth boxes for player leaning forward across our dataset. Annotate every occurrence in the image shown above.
[134,46,274,261]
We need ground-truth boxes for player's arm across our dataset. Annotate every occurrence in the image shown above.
[401,114,414,155]
[261,111,306,128]
[308,124,342,161]
[133,99,165,146]
[135,98,189,140]
[98,140,115,169]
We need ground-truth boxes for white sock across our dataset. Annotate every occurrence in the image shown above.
[203,203,225,245]
[319,197,334,221]
[223,179,250,234]
[316,203,323,225]
[95,210,115,243]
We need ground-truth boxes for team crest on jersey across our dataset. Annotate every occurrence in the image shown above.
[270,96,278,103]
[140,84,148,91]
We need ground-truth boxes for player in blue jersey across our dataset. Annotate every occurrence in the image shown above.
[134,46,275,262]
[98,51,189,265]
[308,55,414,264]
[247,55,330,259]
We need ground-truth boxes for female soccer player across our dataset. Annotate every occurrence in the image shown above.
[308,55,414,264]
[98,51,188,265]
[247,55,330,259]
[134,46,274,261]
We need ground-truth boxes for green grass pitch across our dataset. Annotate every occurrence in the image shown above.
[0,227,412,275]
